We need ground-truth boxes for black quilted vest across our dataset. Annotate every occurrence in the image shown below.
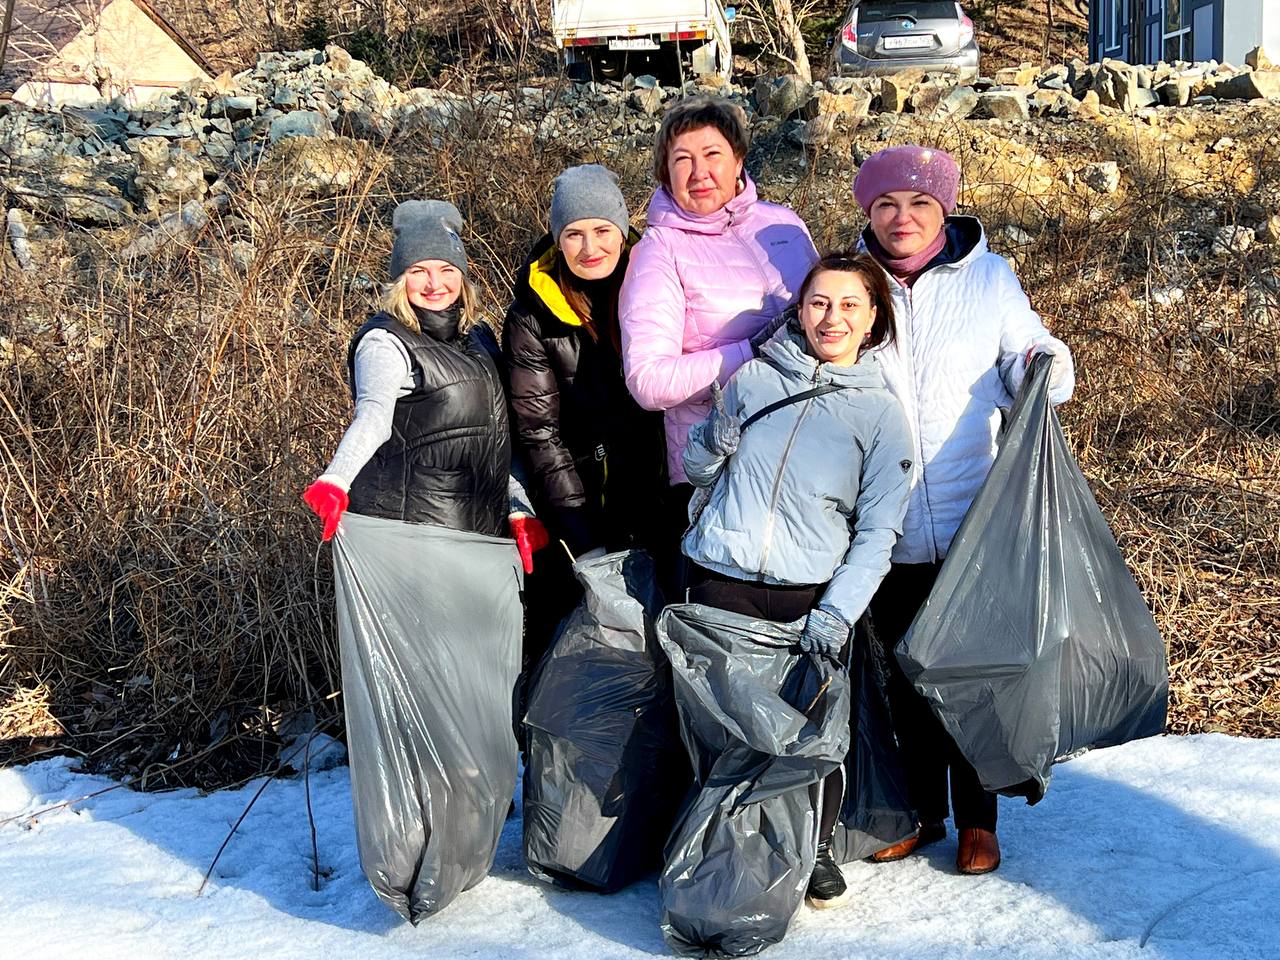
[345,312,510,536]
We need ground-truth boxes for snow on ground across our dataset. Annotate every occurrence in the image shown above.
[1,734,1278,960]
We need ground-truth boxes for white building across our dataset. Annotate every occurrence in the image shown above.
[1090,0,1280,66]
[1,0,214,107]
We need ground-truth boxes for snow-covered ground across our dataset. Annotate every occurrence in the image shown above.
[2,734,1278,960]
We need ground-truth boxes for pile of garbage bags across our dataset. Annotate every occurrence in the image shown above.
[327,358,1167,953]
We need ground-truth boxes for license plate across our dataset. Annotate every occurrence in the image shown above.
[609,37,660,51]
[883,34,935,50]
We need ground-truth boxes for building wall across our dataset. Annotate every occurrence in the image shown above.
[1222,0,1262,64]
[12,0,210,107]
[13,79,185,107]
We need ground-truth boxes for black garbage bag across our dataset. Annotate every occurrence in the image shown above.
[657,604,850,958]
[898,357,1169,803]
[521,548,688,892]
[332,512,523,923]
[829,619,917,864]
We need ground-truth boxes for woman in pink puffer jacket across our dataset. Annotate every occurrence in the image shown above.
[619,97,818,499]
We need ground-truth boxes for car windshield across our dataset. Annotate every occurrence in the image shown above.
[857,1,957,22]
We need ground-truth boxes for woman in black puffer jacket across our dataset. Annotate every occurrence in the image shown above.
[503,165,668,659]
[303,200,541,559]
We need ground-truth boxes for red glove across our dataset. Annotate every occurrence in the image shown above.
[303,479,348,542]
[510,513,549,574]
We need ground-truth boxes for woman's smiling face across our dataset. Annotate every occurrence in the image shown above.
[800,268,877,366]
[666,125,743,216]
[869,190,946,259]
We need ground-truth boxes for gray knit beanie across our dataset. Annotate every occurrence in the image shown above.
[549,164,630,241]
[389,199,468,280]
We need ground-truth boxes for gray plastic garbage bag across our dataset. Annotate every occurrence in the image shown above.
[522,548,687,892]
[657,604,850,958]
[332,511,523,923]
[898,357,1168,803]
[830,619,917,864]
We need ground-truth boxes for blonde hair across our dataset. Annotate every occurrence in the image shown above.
[380,273,480,334]
[652,96,751,189]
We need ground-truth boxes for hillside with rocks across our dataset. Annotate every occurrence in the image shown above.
[0,40,1277,781]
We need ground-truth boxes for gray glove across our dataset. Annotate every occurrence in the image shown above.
[704,381,741,457]
[748,312,789,356]
[799,607,850,660]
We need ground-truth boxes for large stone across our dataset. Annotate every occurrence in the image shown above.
[880,69,926,113]
[803,89,871,121]
[1080,160,1121,194]
[629,86,664,116]
[976,89,1030,121]
[995,64,1038,87]
[908,79,951,114]
[396,88,470,132]
[789,114,836,147]
[1157,77,1193,106]
[268,109,334,143]
[207,95,257,121]
[1092,59,1141,111]
[929,85,979,120]
[1132,88,1161,109]
[256,136,365,197]
[0,155,130,225]
[1244,46,1274,71]
[826,76,881,99]
[753,73,812,118]
[1028,88,1083,118]
[1212,70,1280,101]
[131,145,207,215]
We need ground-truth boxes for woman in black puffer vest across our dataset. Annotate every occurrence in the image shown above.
[304,200,545,567]
[503,166,668,664]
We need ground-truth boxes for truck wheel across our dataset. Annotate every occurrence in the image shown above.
[590,50,626,81]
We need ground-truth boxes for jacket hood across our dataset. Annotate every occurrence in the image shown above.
[645,171,761,236]
[761,316,888,390]
[859,215,988,277]
[514,229,642,329]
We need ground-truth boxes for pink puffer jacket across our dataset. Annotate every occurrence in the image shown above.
[619,174,817,483]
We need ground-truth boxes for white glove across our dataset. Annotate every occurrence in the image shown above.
[1025,340,1074,405]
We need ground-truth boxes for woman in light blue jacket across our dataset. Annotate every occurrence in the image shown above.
[681,251,912,911]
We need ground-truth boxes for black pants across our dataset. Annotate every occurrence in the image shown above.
[686,565,846,843]
[656,482,695,600]
[869,562,998,832]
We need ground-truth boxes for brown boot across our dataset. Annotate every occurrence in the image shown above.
[956,828,1001,875]
[867,821,946,863]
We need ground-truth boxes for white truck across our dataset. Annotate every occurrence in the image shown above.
[552,0,735,82]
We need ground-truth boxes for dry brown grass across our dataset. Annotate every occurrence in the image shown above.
[1,94,1277,786]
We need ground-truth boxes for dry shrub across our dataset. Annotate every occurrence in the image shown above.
[2,101,1278,786]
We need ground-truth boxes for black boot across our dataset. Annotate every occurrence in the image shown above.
[806,840,851,909]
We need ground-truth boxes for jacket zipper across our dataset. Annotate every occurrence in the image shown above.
[758,363,822,573]
[725,208,773,310]
[901,281,937,564]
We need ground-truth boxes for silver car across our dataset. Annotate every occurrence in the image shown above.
[830,1,980,78]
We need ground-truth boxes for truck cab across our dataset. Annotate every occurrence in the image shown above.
[552,0,734,83]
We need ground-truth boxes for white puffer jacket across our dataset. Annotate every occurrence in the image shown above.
[862,217,1075,564]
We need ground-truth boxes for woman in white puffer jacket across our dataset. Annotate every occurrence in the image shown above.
[854,145,1075,877]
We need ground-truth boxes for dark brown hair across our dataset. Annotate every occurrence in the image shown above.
[797,251,897,350]
[652,96,751,188]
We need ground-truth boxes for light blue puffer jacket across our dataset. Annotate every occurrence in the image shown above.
[681,324,913,627]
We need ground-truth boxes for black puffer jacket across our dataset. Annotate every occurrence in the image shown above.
[503,234,667,554]
[346,312,511,537]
